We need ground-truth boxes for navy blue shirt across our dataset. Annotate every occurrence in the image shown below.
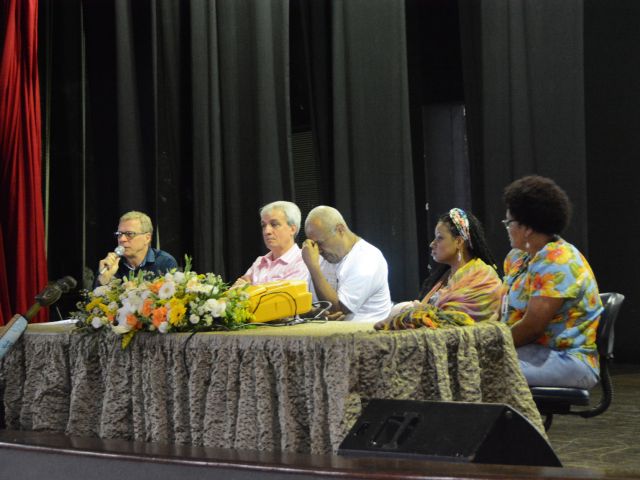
[95,247,178,287]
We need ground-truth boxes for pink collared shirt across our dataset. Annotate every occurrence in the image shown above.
[244,243,309,285]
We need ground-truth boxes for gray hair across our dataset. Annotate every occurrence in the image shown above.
[119,211,153,234]
[305,205,347,233]
[260,201,301,237]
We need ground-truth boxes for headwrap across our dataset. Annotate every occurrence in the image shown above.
[449,208,472,248]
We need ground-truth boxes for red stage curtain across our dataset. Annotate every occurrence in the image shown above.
[0,0,48,324]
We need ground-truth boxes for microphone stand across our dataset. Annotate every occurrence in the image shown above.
[0,276,76,428]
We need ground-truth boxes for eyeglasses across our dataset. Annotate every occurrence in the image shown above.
[114,231,146,239]
[501,219,517,229]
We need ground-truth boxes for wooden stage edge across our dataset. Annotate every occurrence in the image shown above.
[0,430,630,480]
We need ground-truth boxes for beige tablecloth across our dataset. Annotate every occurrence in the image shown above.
[0,320,544,453]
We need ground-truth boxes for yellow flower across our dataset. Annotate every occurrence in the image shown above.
[168,297,187,326]
[546,246,571,264]
[86,298,106,313]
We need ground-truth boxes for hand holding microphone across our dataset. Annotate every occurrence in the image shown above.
[98,246,125,284]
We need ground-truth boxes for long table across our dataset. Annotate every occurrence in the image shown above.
[0,320,544,454]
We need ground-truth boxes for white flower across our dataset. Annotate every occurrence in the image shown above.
[140,289,152,300]
[158,281,176,300]
[164,272,174,282]
[122,280,137,291]
[203,298,226,317]
[122,294,143,314]
[189,314,200,324]
[173,271,185,283]
[92,285,109,297]
[185,278,212,294]
[116,307,130,325]
[158,321,169,333]
[108,301,119,312]
[91,317,105,329]
[113,324,133,334]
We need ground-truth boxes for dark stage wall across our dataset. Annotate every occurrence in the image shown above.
[584,0,640,364]
[35,0,639,363]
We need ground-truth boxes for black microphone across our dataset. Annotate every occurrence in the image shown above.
[22,275,78,320]
[99,246,125,275]
[1,275,78,359]
[55,275,77,293]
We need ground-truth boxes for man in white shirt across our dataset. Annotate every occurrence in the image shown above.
[234,201,309,287]
[301,206,392,321]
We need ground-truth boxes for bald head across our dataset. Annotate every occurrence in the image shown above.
[305,206,348,233]
[305,206,356,264]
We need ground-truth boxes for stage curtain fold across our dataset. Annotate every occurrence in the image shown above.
[460,0,587,259]
[190,0,293,280]
[44,0,292,287]
[0,0,48,324]
[297,0,420,300]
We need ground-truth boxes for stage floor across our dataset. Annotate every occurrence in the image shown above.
[547,364,640,475]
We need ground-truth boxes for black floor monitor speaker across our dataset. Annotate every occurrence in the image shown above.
[338,399,561,467]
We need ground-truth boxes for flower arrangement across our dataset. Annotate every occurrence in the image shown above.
[74,258,254,348]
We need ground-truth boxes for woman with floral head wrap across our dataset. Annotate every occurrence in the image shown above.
[502,175,602,389]
[374,208,502,330]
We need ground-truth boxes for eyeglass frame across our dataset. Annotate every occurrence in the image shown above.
[113,231,149,240]
[501,219,518,229]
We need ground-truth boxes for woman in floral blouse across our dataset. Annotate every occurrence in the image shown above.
[502,175,603,388]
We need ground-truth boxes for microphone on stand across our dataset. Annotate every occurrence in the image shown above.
[99,246,125,275]
[55,275,77,294]
[0,276,77,360]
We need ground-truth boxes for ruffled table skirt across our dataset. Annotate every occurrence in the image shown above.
[0,320,544,453]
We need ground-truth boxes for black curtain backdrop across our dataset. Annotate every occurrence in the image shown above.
[460,0,588,262]
[40,0,637,364]
[330,0,419,301]
[45,0,293,290]
[583,0,640,362]
[44,0,419,302]
[297,0,419,300]
[189,0,293,280]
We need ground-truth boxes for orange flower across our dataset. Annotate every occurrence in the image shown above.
[546,247,571,264]
[556,338,572,349]
[536,332,551,346]
[126,314,138,327]
[141,298,154,317]
[152,306,167,328]
[532,273,555,292]
[148,280,164,294]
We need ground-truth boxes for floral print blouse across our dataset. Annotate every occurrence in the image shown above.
[502,238,603,372]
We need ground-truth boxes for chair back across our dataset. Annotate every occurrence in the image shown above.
[596,292,625,360]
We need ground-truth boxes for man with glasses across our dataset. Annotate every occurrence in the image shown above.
[95,211,177,286]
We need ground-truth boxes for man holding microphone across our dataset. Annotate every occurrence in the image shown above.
[96,211,177,286]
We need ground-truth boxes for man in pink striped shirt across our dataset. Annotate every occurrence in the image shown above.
[233,201,309,287]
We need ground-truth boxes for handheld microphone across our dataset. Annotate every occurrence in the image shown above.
[99,246,125,275]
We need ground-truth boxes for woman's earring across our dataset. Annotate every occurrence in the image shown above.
[457,249,462,262]
[525,241,530,250]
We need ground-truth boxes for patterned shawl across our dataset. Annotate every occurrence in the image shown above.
[380,258,502,330]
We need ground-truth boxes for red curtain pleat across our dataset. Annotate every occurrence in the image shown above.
[0,228,10,324]
[0,0,48,324]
